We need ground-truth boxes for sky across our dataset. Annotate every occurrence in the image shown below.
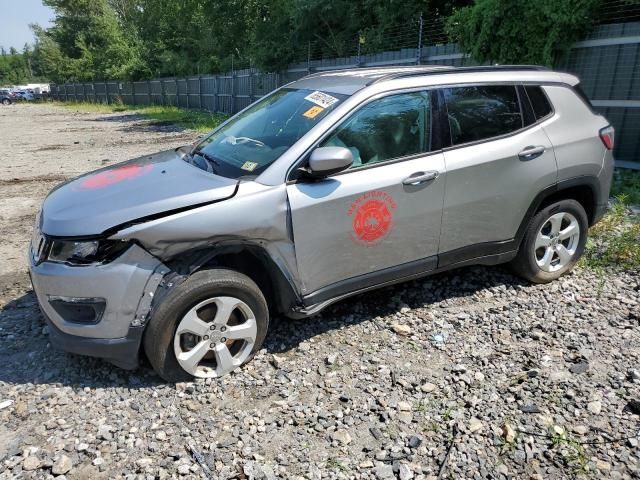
[0,0,54,51]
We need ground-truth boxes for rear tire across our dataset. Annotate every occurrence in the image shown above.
[144,269,269,382]
[510,199,588,283]
[1,99,10,105]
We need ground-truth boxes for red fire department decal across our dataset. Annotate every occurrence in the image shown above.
[348,190,397,245]
[78,164,153,190]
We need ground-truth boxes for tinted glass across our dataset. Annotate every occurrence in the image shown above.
[525,86,553,119]
[444,85,522,145]
[192,88,347,178]
[321,91,431,169]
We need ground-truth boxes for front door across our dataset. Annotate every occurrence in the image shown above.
[286,91,446,299]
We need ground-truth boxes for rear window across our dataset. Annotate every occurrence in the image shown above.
[444,85,523,145]
[525,86,553,119]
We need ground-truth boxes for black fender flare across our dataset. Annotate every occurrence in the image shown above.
[515,175,601,246]
[161,241,302,315]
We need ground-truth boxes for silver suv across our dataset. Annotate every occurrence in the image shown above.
[29,66,614,381]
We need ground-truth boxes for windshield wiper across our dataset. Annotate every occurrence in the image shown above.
[192,149,221,173]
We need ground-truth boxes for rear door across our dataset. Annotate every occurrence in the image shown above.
[287,90,446,299]
[439,84,557,261]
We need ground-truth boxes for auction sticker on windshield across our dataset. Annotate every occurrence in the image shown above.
[304,91,339,108]
[303,106,324,119]
[241,161,259,172]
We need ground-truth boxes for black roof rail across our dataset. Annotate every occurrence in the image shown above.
[368,64,551,85]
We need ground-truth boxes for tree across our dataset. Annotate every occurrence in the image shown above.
[0,48,32,85]
[24,0,476,80]
[446,0,601,66]
[32,0,144,81]
[250,0,298,71]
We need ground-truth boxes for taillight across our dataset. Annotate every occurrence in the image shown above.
[599,125,614,150]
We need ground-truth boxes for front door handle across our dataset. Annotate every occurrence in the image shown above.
[402,170,439,186]
[518,145,546,160]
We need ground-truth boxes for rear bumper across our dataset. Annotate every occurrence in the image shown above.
[592,149,615,225]
[593,202,608,225]
[42,308,144,369]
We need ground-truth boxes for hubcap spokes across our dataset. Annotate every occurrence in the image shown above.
[535,212,580,273]
[173,296,257,378]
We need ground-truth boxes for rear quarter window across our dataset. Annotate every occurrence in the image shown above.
[444,85,523,145]
[525,86,553,120]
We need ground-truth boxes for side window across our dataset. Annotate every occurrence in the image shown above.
[321,91,431,169]
[444,85,523,145]
[525,86,553,119]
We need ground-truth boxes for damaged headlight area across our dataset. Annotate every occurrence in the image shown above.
[47,238,131,265]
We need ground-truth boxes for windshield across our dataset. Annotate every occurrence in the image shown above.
[189,88,348,178]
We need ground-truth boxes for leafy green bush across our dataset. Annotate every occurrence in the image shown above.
[446,0,601,66]
[612,169,640,205]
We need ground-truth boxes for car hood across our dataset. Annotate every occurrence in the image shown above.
[41,149,238,236]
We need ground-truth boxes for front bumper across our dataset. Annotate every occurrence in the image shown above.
[29,243,166,368]
[42,308,144,369]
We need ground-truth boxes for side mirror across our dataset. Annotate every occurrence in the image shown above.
[307,147,353,178]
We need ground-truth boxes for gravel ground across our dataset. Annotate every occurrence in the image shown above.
[1,103,639,479]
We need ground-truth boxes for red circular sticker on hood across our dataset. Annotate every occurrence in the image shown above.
[348,190,397,245]
[78,164,153,190]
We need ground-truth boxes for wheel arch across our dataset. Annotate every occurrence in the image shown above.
[536,182,597,225]
[516,176,600,246]
[163,243,301,316]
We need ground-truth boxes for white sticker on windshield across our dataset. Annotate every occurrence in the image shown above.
[304,91,339,109]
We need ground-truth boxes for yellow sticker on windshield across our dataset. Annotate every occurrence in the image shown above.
[241,161,259,172]
[303,105,324,119]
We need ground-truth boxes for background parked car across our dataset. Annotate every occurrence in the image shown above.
[15,90,35,101]
[0,91,13,105]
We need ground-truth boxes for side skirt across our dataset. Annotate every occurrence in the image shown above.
[291,244,517,318]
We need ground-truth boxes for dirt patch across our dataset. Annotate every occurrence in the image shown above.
[0,102,198,278]
[0,174,69,186]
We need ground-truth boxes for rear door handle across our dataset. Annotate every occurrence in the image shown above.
[402,170,439,186]
[518,145,546,160]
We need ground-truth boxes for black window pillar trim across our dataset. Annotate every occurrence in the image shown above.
[433,88,452,150]
[517,84,537,127]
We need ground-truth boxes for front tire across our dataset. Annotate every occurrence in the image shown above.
[511,199,588,283]
[1,99,10,105]
[144,269,269,382]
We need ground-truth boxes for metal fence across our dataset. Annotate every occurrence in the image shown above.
[50,19,640,167]
[50,70,282,117]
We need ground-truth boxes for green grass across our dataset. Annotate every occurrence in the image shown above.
[612,168,640,205]
[580,168,640,270]
[582,193,640,270]
[54,101,227,133]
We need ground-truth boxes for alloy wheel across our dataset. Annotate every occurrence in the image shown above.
[173,296,257,378]
[534,211,581,273]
